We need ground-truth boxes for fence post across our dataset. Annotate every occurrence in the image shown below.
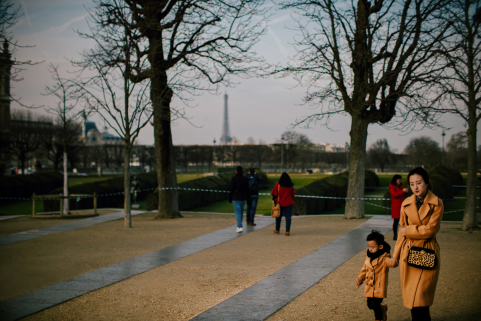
[93,192,97,214]
[60,194,63,217]
[32,193,36,217]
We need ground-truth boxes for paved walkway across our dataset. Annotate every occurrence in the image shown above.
[0,219,273,320]
[0,215,27,222]
[191,216,392,320]
[0,215,393,321]
[0,211,148,246]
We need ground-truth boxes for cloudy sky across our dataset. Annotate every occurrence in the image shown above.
[9,0,475,153]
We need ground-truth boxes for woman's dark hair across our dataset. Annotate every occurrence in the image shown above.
[407,167,432,191]
[366,230,384,245]
[390,174,402,186]
[279,172,294,187]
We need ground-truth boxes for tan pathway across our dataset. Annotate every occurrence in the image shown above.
[1,213,480,320]
[266,222,481,321]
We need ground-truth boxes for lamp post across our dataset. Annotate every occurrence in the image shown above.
[281,135,285,173]
[213,138,216,169]
[345,142,349,170]
[441,131,446,164]
[411,142,415,169]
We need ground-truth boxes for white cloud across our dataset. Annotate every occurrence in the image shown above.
[267,27,289,58]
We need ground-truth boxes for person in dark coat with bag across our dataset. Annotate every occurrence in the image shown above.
[229,166,249,233]
[245,167,261,226]
[389,174,408,240]
[271,172,295,236]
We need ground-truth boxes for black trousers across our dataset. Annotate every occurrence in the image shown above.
[367,297,383,320]
[411,307,431,321]
[393,218,400,239]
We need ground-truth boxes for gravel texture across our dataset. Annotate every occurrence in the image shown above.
[1,212,480,320]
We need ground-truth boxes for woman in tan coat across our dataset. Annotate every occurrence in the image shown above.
[392,167,443,321]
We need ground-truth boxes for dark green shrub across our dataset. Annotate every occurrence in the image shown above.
[145,175,229,211]
[0,172,63,199]
[339,170,380,192]
[429,165,463,195]
[429,174,453,200]
[293,173,348,215]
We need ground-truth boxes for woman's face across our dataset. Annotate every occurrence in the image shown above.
[409,174,427,197]
[396,178,402,186]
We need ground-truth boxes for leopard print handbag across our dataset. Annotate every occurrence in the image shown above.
[405,212,437,270]
[407,242,437,270]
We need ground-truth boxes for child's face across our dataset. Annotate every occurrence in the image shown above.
[367,240,383,253]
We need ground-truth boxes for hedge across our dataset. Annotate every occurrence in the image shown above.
[382,165,461,214]
[0,171,63,200]
[293,170,380,215]
[44,173,158,212]
[145,170,268,212]
[146,175,229,211]
[429,165,463,195]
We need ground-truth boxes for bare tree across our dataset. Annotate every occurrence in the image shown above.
[403,136,442,169]
[277,131,312,170]
[8,110,46,174]
[276,0,450,218]
[446,132,468,171]
[39,118,83,171]
[427,0,480,230]
[43,64,83,215]
[75,3,154,227]
[92,0,267,218]
[367,138,392,172]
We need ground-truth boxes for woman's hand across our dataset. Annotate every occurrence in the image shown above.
[403,188,408,193]
[400,227,406,237]
[356,282,361,288]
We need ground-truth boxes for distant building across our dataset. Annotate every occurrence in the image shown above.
[83,114,122,146]
[313,143,348,153]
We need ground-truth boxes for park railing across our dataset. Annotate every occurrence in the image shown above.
[31,193,98,217]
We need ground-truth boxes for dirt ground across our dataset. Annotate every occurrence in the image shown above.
[1,213,480,320]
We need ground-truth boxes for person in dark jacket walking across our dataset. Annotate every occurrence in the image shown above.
[389,174,408,240]
[229,166,249,233]
[245,167,261,226]
[271,172,295,236]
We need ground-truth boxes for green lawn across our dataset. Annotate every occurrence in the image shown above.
[193,173,473,220]
[0,200,43,215]
[69,176,120,187]
[1,172,476,219]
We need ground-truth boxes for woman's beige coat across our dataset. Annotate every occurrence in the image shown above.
[357,251,393,298]
[393,190,443,309]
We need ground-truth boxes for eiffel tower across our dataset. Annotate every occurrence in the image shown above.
[219,93,231,145]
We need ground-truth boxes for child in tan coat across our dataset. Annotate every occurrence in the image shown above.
[356,230,395,321]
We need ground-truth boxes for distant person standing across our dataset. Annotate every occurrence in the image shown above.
[389,174,408,240]
[229,166,249,233]
[245,167,261,226]
[271,172,295,236]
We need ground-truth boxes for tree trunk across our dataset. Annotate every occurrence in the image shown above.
[344,114,369,219]
[462,114,478,230]
[20,155,25,175]
[124,143,132,228]
[63,151,69,215]
[152,72,180,219]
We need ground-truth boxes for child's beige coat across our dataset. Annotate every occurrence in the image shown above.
[357,251,393,298]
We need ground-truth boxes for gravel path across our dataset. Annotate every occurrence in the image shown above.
[0,212,479,320]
